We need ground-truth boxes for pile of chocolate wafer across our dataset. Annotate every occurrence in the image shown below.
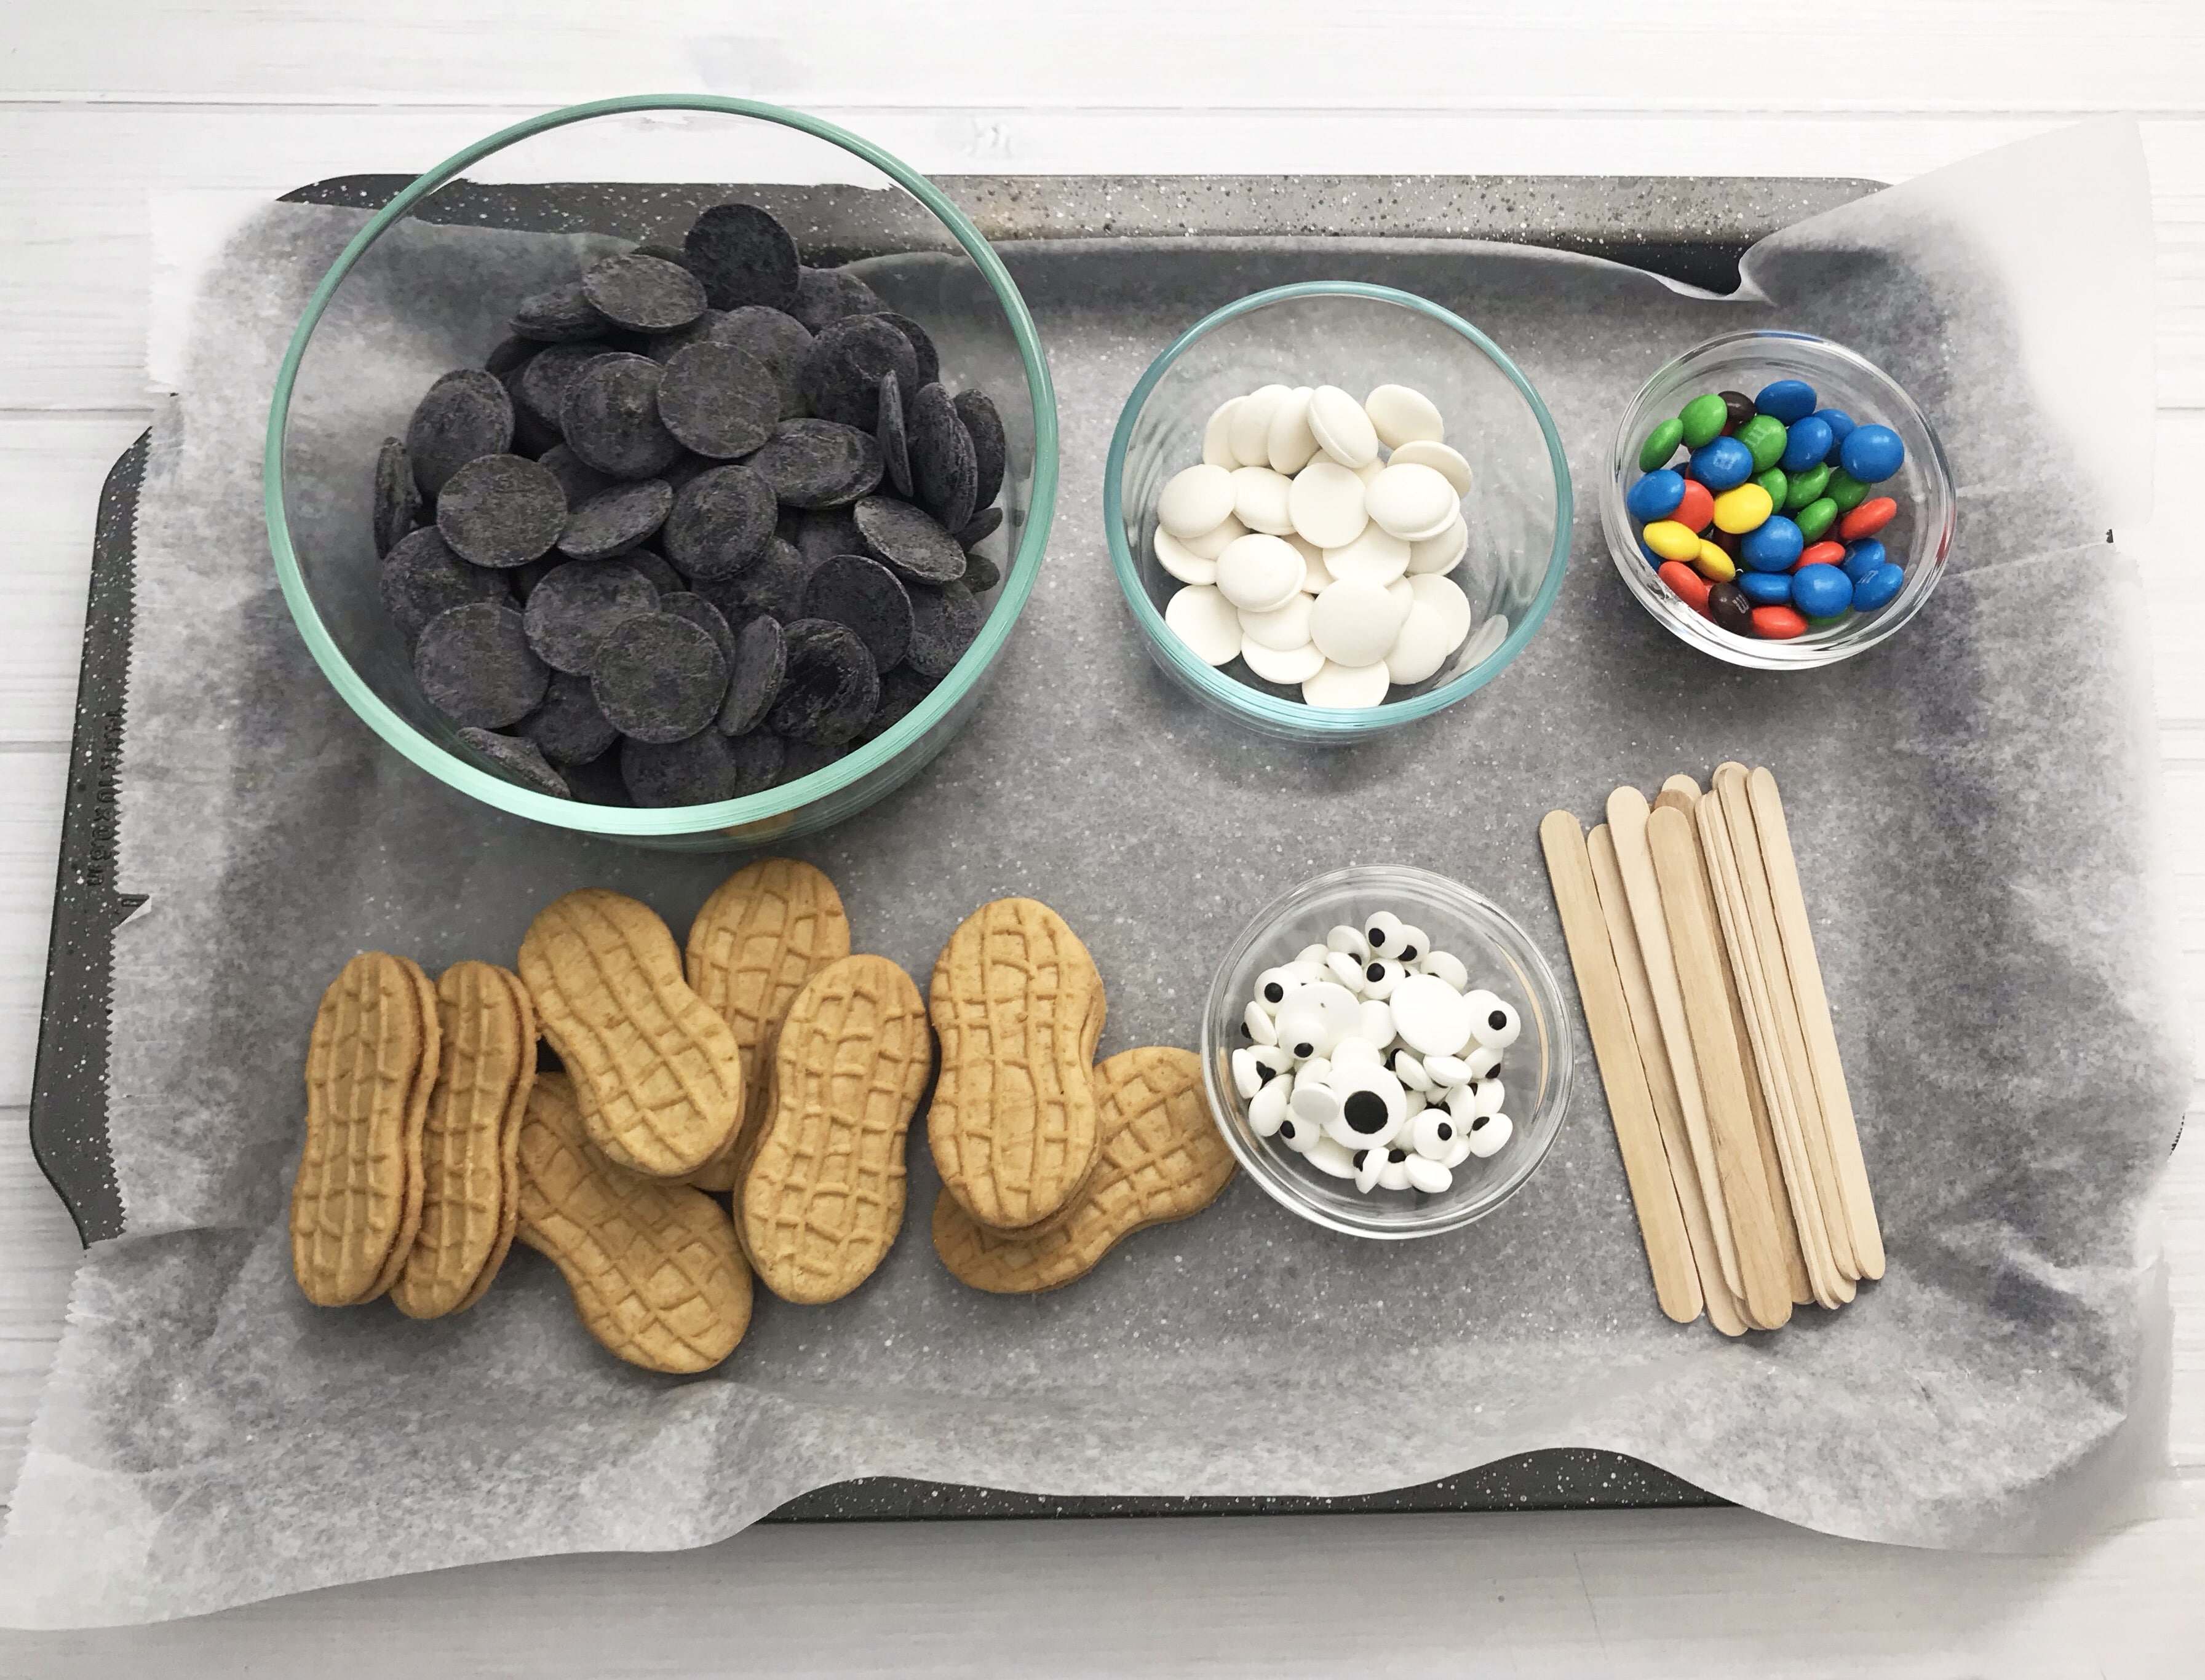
[1540,764,1883,1334]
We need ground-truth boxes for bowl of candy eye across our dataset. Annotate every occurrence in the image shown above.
[1105,282,1572,744]
[1602,329,1955,669]
[1201,865,1573,1239]
[266,95,1057,850]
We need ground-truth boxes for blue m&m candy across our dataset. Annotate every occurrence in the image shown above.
[1838,423,1905,483]
[1754,378,1818,424]
[1814,409,1856,460]
[1690,435,1755,492]
[1849,563,1905,611]
[1841,539,1886,584]
[1779,416,1833,474]
[1739,514,1803,573]
[1625,469,1687,522]
[1790,563,1852,619]
[1737,569,1794,606]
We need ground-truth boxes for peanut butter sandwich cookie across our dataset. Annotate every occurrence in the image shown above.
[519,888,745,1179]
[291,951,440,1307]
[739,954,932,1303]
[934,1047,1235,1294]
[391,961,537,1319]
[683,857,851,1193]
[516,1072,753,1373]
[928,898,1105,1229]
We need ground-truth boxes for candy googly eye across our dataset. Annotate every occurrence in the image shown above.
[1376,1148,1414,1191]
[1327,1060,1407,1149]
[1324,951,1367,993]
[1248,1076,1290,1136]
[1252,966,1301,1010]
[1402,1086,1426,1116]
[1231,1047,1262,1100]
[1472,1077,1504,1118]
[1423,1052,1473,1087]
[1403,1154,1451,1194]
[1327,924,1369,961]
[1295,1055,1332,1088]
[1290,1079,1341,1130]
[1392,1049,1432,1091]
[1243,1001,1278,1045]
[1295,943,1331,965]
[1274,981,1357,1061]
[1276,1112,1324,1154]
[1362,910,1405,954]
[1303,1136,1357,1178]
[1357,997,1394,1050]
[1361,957,1408,1000]
[1393,924,1429,965]
[1465,1111,1513,1158]
[1410,1107,1455,1159]
[1250,1045,1293,1084]
[1416,949,1471,990]
[1458,1044,1501,1080]
[1438,1131,1472,1170]
[1330,1035,1382,1066]
[1353,1146,1386,1194]
[1464,989,1521,1050]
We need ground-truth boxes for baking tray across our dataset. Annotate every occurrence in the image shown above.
[28,171,1878,1522]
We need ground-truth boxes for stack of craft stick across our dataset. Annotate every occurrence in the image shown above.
[1540,764,1883,1335]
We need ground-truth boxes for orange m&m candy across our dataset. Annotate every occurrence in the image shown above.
[1658,560,1713,617]
[1837,497,1896,541]
[1672,478,1715,534]
[1750,604,1808,640]
[1796,540,1845,572]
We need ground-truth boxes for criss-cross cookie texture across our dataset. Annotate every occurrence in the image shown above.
[515,1072,753,1373]
[291,951,439,1307]
[519,888,744,1178]
[740,954,932,1303]
[934,1047,1236,1294]
[928,898,1105,1229]
[682,858,850,1193]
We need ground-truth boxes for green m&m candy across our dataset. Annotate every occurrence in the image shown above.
[1755,467,1787,507]
[1736,413,1789,473]
[1794,497,1839,543]
[1784,462,1832,510]
[1638,416,1685,472]
[1825,470,1871,514]
[1679,392,1729,449]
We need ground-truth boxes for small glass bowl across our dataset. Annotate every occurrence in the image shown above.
[1105,283,1571,744]
[1200,865,1572,1240]
[1602,329,1955,670]
[265,95,1058,851]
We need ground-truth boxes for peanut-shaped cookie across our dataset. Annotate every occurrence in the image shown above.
[928,898,1105,1229]
[934,1047,1234,1294]
[291,951,439,1307]
[516,1072,752,1373]
[519,889,744,1178]
[740,955,932,1303]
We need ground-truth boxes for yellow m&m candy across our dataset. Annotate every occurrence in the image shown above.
[1710,483,1774,534]
[1642,520,1701,562]
[1693,539,1736,582]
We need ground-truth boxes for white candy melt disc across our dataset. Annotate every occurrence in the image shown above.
[1289,533,1334,592]
[1285,459,1369,550]
[1164,584,1245,665]
[1158,463,1235,539]
[1383,602,1456,686]
[1267,387,1321,475]
[1364,462,1458,541]
[1230,384,1289,468]
[1389,972,1474,1057]
[1407,512,1468,576]
[1154,528,1218,585]
[1365,383,1445,449]
[1301,659,1392,708]
[1385,575,1415,619]
[1387,438,1472,496]
[1322,525,1409,587]
[1230,466,1297,536]
[1307,384,1380,469]
[1182,513,1248,560]
[1354,458,1385,485]
[1408,573,1472,651]
[1239,591,1314,651]
[1241,637,1326,684]
[1202,398,1241,469]
[1215,533,1305,612]
[1309,576,1410,667]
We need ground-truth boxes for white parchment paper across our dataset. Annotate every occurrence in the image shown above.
[0,119,2185,1628]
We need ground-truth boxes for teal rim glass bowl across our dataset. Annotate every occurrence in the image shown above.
[1105,282,1571,744]
[265,95,1058,850]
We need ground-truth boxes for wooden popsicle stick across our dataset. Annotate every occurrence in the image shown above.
[1647,805,1794,1330]
[1657,775,1704,812]
[1589,826,1750,1339]
[1747,767,1886,1279]
[1605,787,1744,1302]
[1714,763,1861,1288]
[1698,785,1845,1309]
[1540,811,1704,1325]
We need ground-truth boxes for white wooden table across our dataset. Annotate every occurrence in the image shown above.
[1,4,2200,1671]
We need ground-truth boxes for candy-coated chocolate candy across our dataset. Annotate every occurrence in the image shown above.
[1851,561,1905,611]
[1690,436,1754,492]
[1739,514,1803,572]
[1814,408,1856,458]
[1639,540,1663,568]
[1824,470,1870,514]
[1708,526,1741,556]
[1841,538,1886,582]
[1736,414,1788,473]
[1638,416,1686,472]
[1755,379,1817,424]
[1711,483,1774,534]
[1672,478,1714,534]
[1755,467,1788,508]
[1707,580,1754,635]
[1838,496,1897,541]
[1626,469,1687,521]
[1783,462,1832,509]
[1718,390,1757,434]
[1736,569,1793,606]
[1641,520,1701,562]
[1693,540,1736,582]
[1794,497,1838,543]
[1789,563,1851,618]
[1679,392,1729,449]
[1839,424,1905,483]
[1750,604,1808,640]
[1798,540,1845,571]
[1658,560,1712,616]
[1779,416,1833,473]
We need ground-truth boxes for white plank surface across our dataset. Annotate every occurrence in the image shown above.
[0,2,2200,1668]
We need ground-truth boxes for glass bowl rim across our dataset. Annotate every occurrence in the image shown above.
[1600,327,1957,672]
[1199,863,1575,1240]
[1103,280,1575,735]
[263,92,1061,837]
